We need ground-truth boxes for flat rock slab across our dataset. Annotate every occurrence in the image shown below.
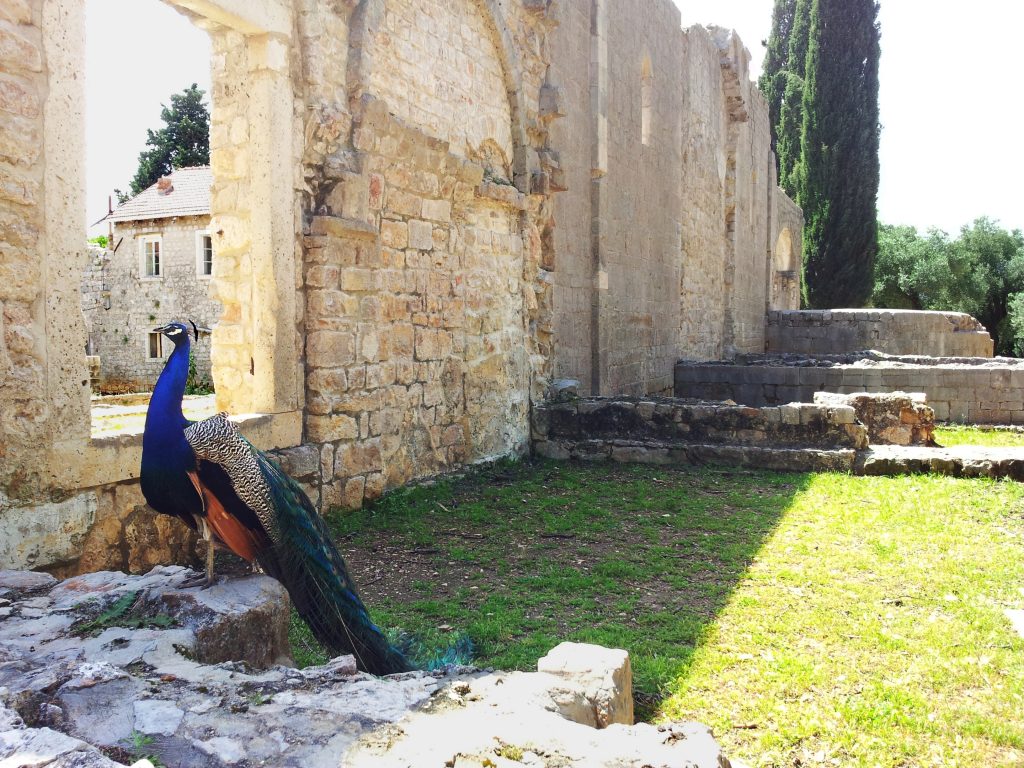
[1006,609,1024,639]
[0,569,742,767]
[856,445,1024,480]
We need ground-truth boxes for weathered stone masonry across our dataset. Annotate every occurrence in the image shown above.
[1,0,799,573]
[549,5,803,396]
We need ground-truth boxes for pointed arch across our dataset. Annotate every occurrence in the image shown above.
[347,0,529,191]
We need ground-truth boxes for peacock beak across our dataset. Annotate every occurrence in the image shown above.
[153,324,172,334]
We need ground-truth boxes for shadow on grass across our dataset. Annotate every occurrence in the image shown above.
[294,459,812,720]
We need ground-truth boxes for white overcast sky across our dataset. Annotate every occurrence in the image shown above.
[86,0,1024,235]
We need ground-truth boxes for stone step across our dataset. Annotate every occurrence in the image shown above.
[536,438,857,473]
[855,445,1024,480]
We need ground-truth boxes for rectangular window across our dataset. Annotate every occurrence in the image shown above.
[196,231,213,278]
[140,235,162,278]
[147,332,163,360]
[202,235,213,276]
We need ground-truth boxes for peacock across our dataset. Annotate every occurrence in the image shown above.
[141,321,411,675]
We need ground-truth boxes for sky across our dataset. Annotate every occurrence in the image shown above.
[86,0,1024,236]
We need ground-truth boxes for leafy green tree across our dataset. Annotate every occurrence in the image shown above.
[120,84,210,201]
[950,218,1024,354]
[872,218,1024,355]
[1005,293,1024,357]
[798,0,881,308]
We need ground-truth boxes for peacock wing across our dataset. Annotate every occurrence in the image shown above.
[184,413,278,563]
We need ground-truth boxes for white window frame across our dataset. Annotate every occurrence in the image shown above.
[146,331,165,360]
[195,230,213,279]
[138,234,163,279]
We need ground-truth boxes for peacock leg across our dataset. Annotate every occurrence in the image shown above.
[203,531,216,588]
[181,520,216,589]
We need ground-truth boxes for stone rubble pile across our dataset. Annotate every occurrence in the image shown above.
[814,391,935,446]
[0,568,742,768]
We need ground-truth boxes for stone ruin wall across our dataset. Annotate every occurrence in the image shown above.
[0,0,800,574]
[675,356,1024,424]
[0,0,555,573]
[1,0,92,509]
[766,309,995,359]
[549,2,803,396]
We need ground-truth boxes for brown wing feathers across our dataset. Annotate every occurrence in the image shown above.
[187,470,266,562]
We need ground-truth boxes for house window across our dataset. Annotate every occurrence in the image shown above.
[139,235,162,278]
[147,332,164,360]
[196,231,213,277]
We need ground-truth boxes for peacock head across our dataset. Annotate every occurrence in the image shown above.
[154,321,199,348]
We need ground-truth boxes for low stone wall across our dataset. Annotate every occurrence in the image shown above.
[532,396,867,472]
[675,356,1024,424]
[766,310,994,358]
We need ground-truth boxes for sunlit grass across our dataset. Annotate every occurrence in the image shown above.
[663,473,1024,766]
[289,461,1024,765]
[935,424,1024,448]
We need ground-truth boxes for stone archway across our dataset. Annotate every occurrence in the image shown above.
[770,227,799,310]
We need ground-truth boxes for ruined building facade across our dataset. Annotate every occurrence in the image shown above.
[0,0,800,572]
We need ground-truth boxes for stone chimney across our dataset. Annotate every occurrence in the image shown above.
[156,176,173,194]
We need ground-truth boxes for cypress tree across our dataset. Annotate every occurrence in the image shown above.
[775,0,812,197]
[758,0,798,175]
[797,0,881,308]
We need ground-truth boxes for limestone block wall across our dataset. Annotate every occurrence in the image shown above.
[678,26,730,362]
[83,217,220,391]
[595,0,684,396]
[1,0,806,573]
[0,0,91,501]
[766,310,995,358]
[532,396,866,473]
[675,358,1024,424]
[0,0,558,573]
[712,27,772,357]
[548,0,594,391]
[292,0,553,509]
[361,0,514,175]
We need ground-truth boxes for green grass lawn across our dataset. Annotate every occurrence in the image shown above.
[292,460,1024,767]
[935,424,1024,448]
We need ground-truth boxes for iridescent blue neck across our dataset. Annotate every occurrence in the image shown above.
[145,337,190,442]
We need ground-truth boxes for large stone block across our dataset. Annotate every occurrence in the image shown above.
[307,330,356,367]
[0,493,97,570]
[0,22,41,72]
[306,413,358,442]
[537,642,633,727]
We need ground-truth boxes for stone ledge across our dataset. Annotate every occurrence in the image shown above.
[47,410,303,490]
[855,445,1024,480]
[535,438,857,473]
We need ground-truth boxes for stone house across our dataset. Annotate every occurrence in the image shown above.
[84,166,219,391]
[2,0,807,574]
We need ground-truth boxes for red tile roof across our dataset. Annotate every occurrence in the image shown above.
[107,166,211,223]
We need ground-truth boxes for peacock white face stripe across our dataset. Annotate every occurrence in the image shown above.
[184,413,280,542]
